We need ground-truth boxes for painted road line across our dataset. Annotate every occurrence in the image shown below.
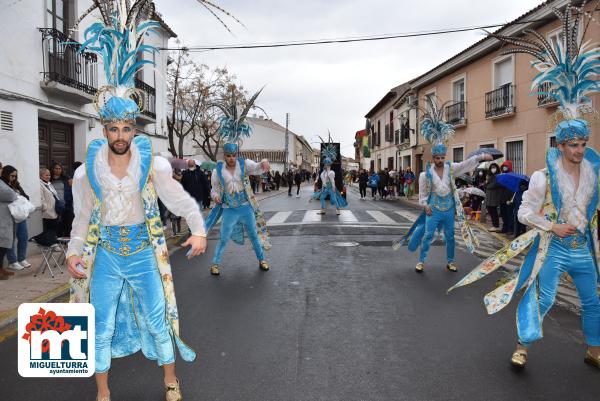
[366,210,397,225]
[302,210,322,223]
[337,210,359,223]
[267,211,293,225]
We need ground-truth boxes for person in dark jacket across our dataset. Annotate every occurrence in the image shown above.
[294,169,302,197]
[378,169,389,199]
[512,180,529,238]
[485,162,503,232]
[286,169,294,196]
[358,169,368,199]
[181,160,210,209]
[50,161,73,237]
[274,171,281,190]
[499,160,516,234]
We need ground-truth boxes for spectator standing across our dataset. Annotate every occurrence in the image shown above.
[181,159,210,210]
[286,169,294,196]
[274,171,281,190]
[358,169,368,200]
[39,168,60,233]
[512,180,529,238]
[404,167,416,199]
[368,171,379,200]
[169,168,183,236]
[294,169,302,197]
[50,162,73,237]
[485,163,503,232]
[312,172,317,182]
[2,166,31,270]
[499,161,516,234]
[0,176,17,279]
[378,169,389,199]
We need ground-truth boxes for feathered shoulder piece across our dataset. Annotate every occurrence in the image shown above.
[487,0,600,132]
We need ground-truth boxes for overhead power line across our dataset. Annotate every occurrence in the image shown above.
[161,18,555,52]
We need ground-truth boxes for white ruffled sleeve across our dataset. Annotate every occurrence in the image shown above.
[517,170,553,231]
[451,155,481,176]
[210,168,222,200]
[152,156,206,236]
[67,165,94,257]
[418,172,429,206]
[245,159,267,176]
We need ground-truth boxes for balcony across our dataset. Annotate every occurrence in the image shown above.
[39,28,98,105]
[485,84,515,119]
[537,81,559,108]
[134,78,156,123]
[445,101,466,126]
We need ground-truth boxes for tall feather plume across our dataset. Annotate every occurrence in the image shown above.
[210,87,264,145]
[412,95,455,146]
[488,0,600,120]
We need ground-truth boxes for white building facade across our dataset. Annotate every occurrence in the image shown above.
[0,0,175,234]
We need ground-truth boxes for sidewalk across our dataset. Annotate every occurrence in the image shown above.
[0,188,287,340]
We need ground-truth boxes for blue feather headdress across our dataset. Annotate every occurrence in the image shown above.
[415,96,455,156]
[489,1,600,143]
[211,87,264,154]
[70,0,244,125]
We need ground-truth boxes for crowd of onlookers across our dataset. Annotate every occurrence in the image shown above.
[355,167,417,201]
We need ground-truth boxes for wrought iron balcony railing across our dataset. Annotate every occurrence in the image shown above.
[537,81,558,107]
[39,28,98,95]
[134,78,156,119]
[485,84,515,118]
[445,101,466,125]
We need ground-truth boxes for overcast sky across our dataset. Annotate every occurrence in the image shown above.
[154,0,546,157]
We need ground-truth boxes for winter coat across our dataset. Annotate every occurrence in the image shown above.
[358,172,369,185]
[485,163,503,207]
[181,168,210,207]
[40,180,58,219]
[0,179,17,248]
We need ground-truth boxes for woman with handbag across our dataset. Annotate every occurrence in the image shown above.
[39,168,60,234]
[0,175,17,279]
[1,166,31,271]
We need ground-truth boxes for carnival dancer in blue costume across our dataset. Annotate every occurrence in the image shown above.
[395,96,492,273]
[449,1,600,369]
[63,2,240,400]
[205,88,272,276]
[313,143,348,215]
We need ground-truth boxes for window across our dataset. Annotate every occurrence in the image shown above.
[493,56,513,89]
[387,157,394,170]
[548,30,565,50]
[506,140,524,174]
[47,0,67,33]
[549,135,557,148]
[385,124,391,142]
[377,120,381,147]
[480,143,495,149]
[452,147,464,163]
[453,79,465,102]
[389,111,394,138]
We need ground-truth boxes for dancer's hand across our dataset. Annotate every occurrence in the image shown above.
[213,194,222,204]
[551,223,577,237]
[182,235,207,259]
[67,255,87,279]
[425,206,433,216]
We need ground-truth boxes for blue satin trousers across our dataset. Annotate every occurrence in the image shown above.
[212,204,264,265]
[90,245,174,372]
[521,238,600,347]
[419,207,455,264]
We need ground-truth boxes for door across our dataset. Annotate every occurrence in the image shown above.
[38,118,74,176]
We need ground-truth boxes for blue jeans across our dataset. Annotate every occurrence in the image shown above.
[91,245,174,372]
[212,204,265,265]
[7,220,28,263]
[419,207,455,264]
[521,237,600,347]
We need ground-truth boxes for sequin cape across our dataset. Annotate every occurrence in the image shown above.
[69,136,196,362]
[400,161,479,254]
[204,158,272,250]
[449,147,600,343]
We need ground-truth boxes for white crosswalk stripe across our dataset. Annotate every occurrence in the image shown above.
[302,210,322,223]
[338,210,359,222]
[366,210,397,225]
[266,211,292,225]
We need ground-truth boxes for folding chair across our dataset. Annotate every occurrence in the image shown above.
[30,239,64,278]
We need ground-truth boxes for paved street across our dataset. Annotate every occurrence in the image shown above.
[2,184,599,401]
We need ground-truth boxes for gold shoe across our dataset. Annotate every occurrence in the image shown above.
[259,260,270,271]
[446,263,458,272]
[584,350,600,369]
[210,264,220,276]
[510,348,528,367]
[165,380,182,401]
[336,209,341,215]
[415,262,424,273]
[317,210,326,215]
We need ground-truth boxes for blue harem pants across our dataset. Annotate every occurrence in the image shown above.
[90,245,174,373]
[212,203,265,265]
[521,237,600,347]
[418,206,455,264]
